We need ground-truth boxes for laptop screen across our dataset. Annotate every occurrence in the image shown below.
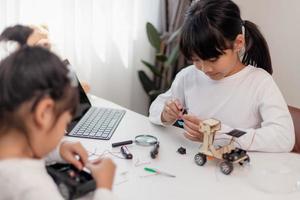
[66,77,91,132]
[63,60,92,133]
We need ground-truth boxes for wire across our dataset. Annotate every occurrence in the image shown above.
[217,130,257,151]
[134,158,151,167]
[214,137,242,149]
[87,149,126,160]
[246,131,256,151]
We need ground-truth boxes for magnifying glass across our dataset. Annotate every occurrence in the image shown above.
[112,135,158,147]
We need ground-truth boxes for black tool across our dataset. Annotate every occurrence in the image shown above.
[46,163,96,200]
[180,108,188,115]
[150,142,160,159]
[112,140,133,147]
[121,145,133,159]
[174,108,188,128]
[177,147,186,154]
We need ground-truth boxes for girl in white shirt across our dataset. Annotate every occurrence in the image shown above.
[0,46,117,200]
[149,0,295,152]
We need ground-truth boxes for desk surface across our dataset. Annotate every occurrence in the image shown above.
[65,95,300,200]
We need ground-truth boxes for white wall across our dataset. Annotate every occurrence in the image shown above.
[128,0,161,115]
[0,0,160,116]
[234,0,300,108]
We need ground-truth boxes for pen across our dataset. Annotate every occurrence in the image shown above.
[144,167,176,178]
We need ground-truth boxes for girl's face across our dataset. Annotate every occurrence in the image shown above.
[192,49,244,80]
[192,35,245,80]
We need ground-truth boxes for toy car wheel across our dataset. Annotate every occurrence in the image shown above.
[222,153,229,160]
[220,161,233,175]
[194,153,207,166]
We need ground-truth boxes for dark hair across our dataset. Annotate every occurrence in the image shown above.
[0,46,78,133]
[0,25,34,46]
[180,0,272,74]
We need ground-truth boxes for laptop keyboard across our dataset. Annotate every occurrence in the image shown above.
[67,107,125,140]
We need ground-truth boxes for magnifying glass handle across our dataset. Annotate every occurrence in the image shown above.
[150,142,160,159]
[112,140,133,148]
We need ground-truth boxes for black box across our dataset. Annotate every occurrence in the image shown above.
[46,163,96,200]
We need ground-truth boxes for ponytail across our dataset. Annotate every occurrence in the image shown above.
[242,20,273,74]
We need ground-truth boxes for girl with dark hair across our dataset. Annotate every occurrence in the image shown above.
[0,24,91,92]
[0,24,51,61]
[0,24,51,48]
[0,47,117,200]
[149,0,294,152]
[0,24,34,45]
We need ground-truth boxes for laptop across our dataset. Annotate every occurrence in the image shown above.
[65,62,126,140]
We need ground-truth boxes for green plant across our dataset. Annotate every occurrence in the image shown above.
[138,22,181,103]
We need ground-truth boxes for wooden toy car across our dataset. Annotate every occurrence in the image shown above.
[194,118,250,175]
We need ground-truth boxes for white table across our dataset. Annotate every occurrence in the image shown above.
[65,96,300,200]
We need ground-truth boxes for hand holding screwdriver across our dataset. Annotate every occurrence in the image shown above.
[161,99,183,125]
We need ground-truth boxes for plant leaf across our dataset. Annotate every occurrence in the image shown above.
[141,60,162,77]
[165,44,179,68]
[148,89,163,102]
[156,53,167,62]
[146,22,161,52]
[138,70,157,93]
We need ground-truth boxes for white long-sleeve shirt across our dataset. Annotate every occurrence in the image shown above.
[149,65,295,152]
[0,145,117,200]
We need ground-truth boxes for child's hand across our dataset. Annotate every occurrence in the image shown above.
[182,114,203,142]
[60,141,88,170]
[161,99,183,124]
[85,158,116,190]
